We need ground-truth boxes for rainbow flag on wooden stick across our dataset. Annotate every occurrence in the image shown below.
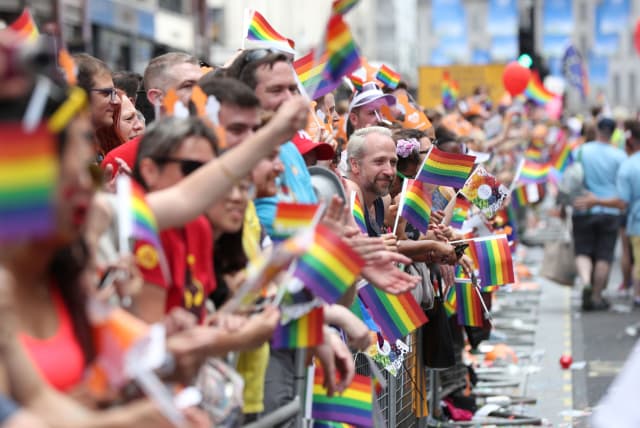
[311,367,373,427]
[467,235,515,288]
[551,141,573,172]
[271,306,324,349]
[323,14,361,82]
[442,71,459,110]
[455,282,484,327]
[8,8,39,42]
[518,159,550,184]
[293,224,364,303]
[246,10,295,48]
[417,147,476,188]
[524,71,555,105]
[443,285,457,317]
[0,123,57,242]
[294,51,342,100]
[450,197,472,230]
[376,64,400,89]
[273,202,321,239]
[350,191,367,234]
[400,179,432,233]
[358,284,428,342]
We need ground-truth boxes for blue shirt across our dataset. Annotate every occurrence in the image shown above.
[578,141,627,215]
[254,142,317,236]
[617,151,640,235]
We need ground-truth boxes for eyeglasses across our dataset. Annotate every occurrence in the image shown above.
[90,87,118,103]
[153,157,205,176]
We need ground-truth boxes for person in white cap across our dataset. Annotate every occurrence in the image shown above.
[346,82,397,140]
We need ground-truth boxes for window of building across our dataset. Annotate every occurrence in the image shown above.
[159,0,184,14]
[208,7,224,43]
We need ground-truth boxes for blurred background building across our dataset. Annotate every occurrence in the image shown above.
[1,0,639,111]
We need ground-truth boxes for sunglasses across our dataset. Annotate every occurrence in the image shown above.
[153,157,205,176]
[90,87,118,103]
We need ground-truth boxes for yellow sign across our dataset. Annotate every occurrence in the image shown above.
[418,64,506,108]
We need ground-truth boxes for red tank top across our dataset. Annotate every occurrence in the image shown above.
[19,290,86,392]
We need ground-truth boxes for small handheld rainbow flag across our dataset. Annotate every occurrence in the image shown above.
[271,306,324,349]
[455,282,484,327]
[131,181,163,251]
[400,179,432,233]
[246,10,295,48]
[294,51,342,100]
[524,146,544,162]
[313,421,356,428]
[518,159,550,184]
[450,197,472,230]
[311,367,373,427]
[349,296,379,332]
[467,235,515,288]
[417,147,476,189]
[331,0,360,15]
[350,191,367,234]
[524,72,555,106]
[348,74,364,92]
[376,64,401,89]
[550,141,573,172]
[273,202,321,240]
[324,14,361,82]
[442,71,459,110]
[8,8,39,42]
[443,285,457,317]
[511,183,543,209]
[358,284,428,342]
[0,123,58,242]
[293,224,365,304]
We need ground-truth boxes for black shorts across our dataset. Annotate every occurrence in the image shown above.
[572,214,619,262]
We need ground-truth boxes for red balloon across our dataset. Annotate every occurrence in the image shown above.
[559,354,573,370]
[502,61,531,96]
[634,20,640,56]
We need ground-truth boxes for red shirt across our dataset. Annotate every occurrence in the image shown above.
[135,216,216,323]
[101,136,141,175]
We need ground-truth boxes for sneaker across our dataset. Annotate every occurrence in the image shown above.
[587,299,610,311]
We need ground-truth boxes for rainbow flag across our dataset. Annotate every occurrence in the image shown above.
[376,64,401,89]
[511,184,544,209]
[348,74,364,92]
[358,284,428,342]
[349,296,379,331]
[450,197,472,230]
[467,235,515,288]
[293,224,364,303]
[8,8,39,42]
[511,186,530,208]
[519,159,550,184]
[294,51,342,100]
[442,71,459,110]
[551,141,573,172]
[481,285,499,293]
[311,367,373,427]
[272,306,324,349]
[273,202,320,237]
[331,0,360,15]
[350,191,367,234]
[400,179,432,233]
[0,123,57,242]
[246,10,295,48]
[455,282,484,327]
[455,264,471,281]
[524,72,555,105]
[524,146,544,161]
[131,181,163,250]
[324,14,361,82]
[443,285,457,317]
[417,147,476,188]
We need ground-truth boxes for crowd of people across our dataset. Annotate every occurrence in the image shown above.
[1,10,640,428]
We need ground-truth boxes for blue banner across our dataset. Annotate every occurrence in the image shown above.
[562,44,589,97]
[487,0,518,37]
[431,0,469,63]
[588,54,609,86]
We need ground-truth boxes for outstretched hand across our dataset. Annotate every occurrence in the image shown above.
[362,251,419,294]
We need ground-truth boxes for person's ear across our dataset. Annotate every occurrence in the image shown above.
[349,111,358,128]
[146,89,163,106]
[139,158,161,189]
[349,157,360,175]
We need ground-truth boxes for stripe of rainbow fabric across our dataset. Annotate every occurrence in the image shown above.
[292,224,364,304]
[376,64,400,89]
[401,179,432,233]
[8,8,39,42]
[246,10,294,48]
[417,147,475,189]
[324,14,360,82]
[443,285,457,317]
[551,141,573,172]
[294,51,342,100]
[131,181,162,250]
[467,235,515,288]
[351,192,367,234]
[331,0,359,15]
[271,306,324,349]
[455,282,484,327]
[524,72,555,105]
[450,197,472,229]
[312,367,373,427]
[0,123,57,242]
[358,284,428,342]
[519,159,550,184]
